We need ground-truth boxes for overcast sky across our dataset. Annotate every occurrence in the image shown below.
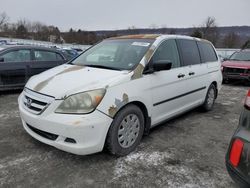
[0,0,249,31]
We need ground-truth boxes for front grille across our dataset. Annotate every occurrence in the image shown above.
[224,67,246,74]
[27,124,58,141]
[22,88,54,115]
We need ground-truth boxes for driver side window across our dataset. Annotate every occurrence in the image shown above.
[152,39,180,69]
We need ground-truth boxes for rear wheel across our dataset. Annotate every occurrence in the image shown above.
[201,84,216,111]
[106,104,144,156]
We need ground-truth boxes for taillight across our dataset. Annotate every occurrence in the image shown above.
[229,138,244,167]
[244,90,250,110]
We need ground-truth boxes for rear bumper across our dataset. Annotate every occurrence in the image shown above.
[226,161,250,188]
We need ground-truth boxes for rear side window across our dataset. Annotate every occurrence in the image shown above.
[177,39,201,66]
[34,50,60,61]
[197,41,217,63]
[1,49,31,62]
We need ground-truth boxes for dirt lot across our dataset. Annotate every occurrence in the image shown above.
[0,84,248,188]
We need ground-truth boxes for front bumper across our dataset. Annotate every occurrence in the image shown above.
[223,72,250,81]
[18,92,113,155]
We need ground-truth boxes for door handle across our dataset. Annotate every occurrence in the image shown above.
[188,72,195,76]
[177,73,185,78]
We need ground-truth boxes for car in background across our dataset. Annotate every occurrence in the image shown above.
[216,48,239,62]
[226,89,250,188]
[0,40,7,45]
[0,45,67,91]
[221,50,250,83]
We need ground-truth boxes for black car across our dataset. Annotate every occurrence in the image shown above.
[0,45,67,91]
[226,89,250,187]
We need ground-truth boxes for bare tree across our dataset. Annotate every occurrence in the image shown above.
[0,12,9,29]
[200,17,218,45]
[223,32,239,48]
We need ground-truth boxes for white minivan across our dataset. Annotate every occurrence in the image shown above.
[18,34,222,156]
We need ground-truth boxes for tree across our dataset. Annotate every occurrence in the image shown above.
[0,12,9,30]
[16,24,28,38]
[169,29,176,34]
[191,28,202,38]
[191,17,218,45]
[242,40,250,49]
[223,32,239,48]
[201,17,218,45]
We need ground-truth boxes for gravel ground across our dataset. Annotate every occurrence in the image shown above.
[0,84,248,188]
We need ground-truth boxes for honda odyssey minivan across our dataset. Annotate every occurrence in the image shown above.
[18,34,222,156]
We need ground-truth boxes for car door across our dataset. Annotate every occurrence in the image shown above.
[0,49,31,88]
[176,39,209,105]
[147,39,191,125]
[28,49,65,77]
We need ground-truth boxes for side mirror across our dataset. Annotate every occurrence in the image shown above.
[143,60,172,74]
[0,57,4,62]
[153,60,172,71]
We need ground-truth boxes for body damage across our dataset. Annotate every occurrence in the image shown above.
[33,65,85,92]
[26,64,130,99]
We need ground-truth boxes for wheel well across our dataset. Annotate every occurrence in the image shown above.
[119,101,151,135]
[211,81,218,98]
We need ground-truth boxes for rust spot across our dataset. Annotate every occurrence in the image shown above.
[108,105,118,117]
[56,65,84,76]
[108,93,130,117]
[131,64,144,80]
[33,65,85,92]
[73,120,81,125]
[144,45,156,62]
[110,34,161,40]
[33,77,54,92]
[123,93,129,103]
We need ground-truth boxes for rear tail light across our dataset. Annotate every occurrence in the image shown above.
[229,138,244,167]
[244,90,250,110]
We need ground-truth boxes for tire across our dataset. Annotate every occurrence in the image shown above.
[201,84,216,112]
[106,104,144,156]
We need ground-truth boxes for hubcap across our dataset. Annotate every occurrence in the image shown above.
[207,88,215,108]
[118,114,140,148]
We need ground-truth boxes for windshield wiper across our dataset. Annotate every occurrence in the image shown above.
[84,64,122,71]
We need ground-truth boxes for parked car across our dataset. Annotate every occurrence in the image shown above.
[221,50,250,83]
[0,45,67,91]
[226,89,250,187]
[216,48,239,62]
[18,34,222,156]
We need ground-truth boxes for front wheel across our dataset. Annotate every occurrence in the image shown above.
[201,84,216,112]
[106,104,144,156]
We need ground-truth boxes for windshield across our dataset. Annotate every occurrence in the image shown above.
[229,51,250,61]
[71,39,154,70]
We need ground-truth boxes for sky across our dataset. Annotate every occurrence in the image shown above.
[0,0,250,31]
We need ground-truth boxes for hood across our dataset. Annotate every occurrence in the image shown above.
[26,64,130,99]
[222,60,250,69]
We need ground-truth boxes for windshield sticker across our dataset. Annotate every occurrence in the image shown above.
[132,42,150,47]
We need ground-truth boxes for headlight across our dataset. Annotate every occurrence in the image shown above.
[55,89,106,114]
